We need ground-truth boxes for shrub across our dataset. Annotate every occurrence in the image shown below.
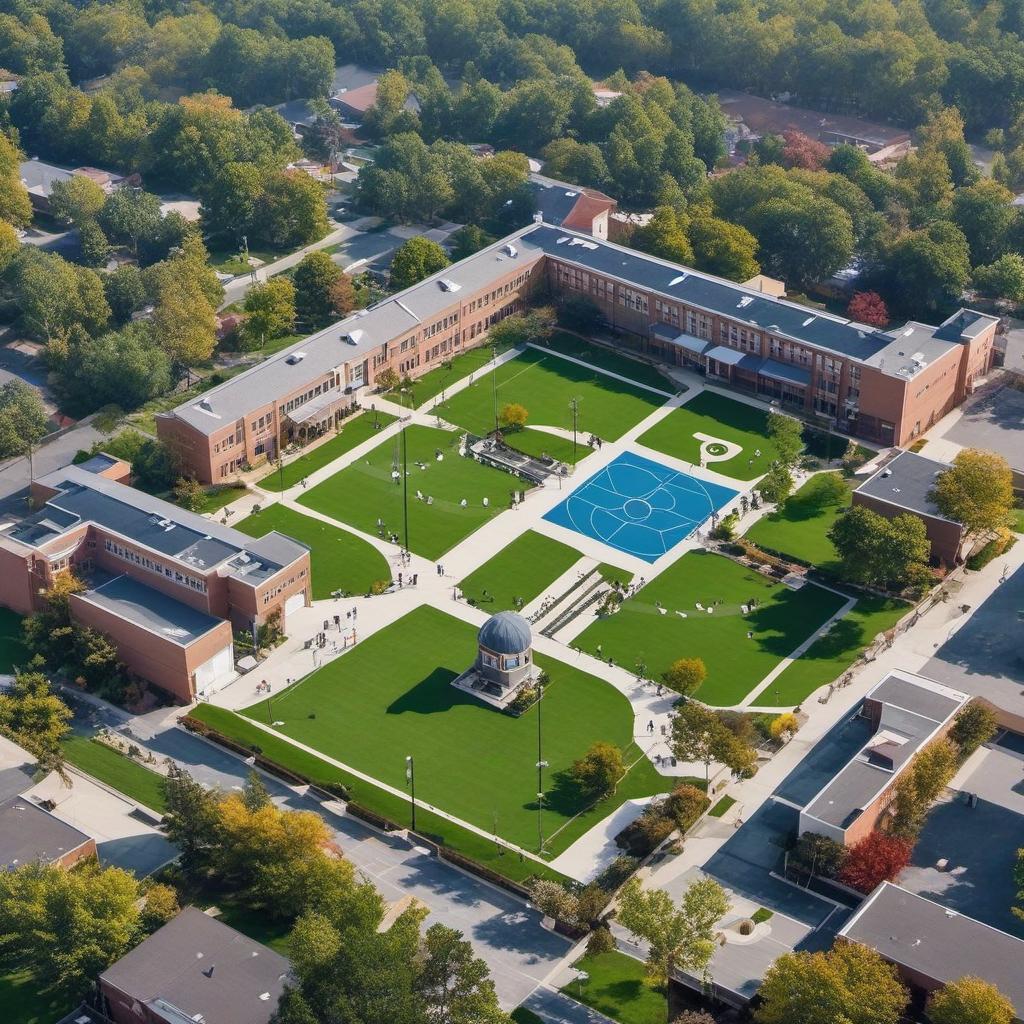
[661,656,707,696]
[790,831,847,879]
[838,831,913,893]
[770,712,799,742]
[950,702,998,758]
[530,879,579,925]
[615,803,675,857]
[586,926,616,955]
[663,784,711,832]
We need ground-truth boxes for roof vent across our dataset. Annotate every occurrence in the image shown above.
[881,468,892,477]
[669,274,687,286]
[503,243,518,258]
[802,316,816,327]
[737,296,754,308]
[342,329,364,345]
[285,351,306,365]
[438,278,462,292]
[199,398,213,412]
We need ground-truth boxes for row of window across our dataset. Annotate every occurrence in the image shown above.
[262,569,308,606]
[279,377,335,418]
[104,538,208,593]
[468,272,530,314]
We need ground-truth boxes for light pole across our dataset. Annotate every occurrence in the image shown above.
[569,397,580,464]
[536,683,548,853]
[400,387,413,553]
[405,754,416,832]
[491,339,499,435]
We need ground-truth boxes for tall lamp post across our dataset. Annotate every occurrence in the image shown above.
[399,386,414,553]
[535,683,548,854]
[405,754,416,832]
[569,397,581,464]
[491,339,500,435]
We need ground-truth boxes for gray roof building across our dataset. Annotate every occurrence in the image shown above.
[839,882,1024,1020]
[99,907,290,1024]
[856,450,956,523]
[0,796,94,870]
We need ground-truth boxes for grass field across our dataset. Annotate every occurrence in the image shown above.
[745,472,853,569]
[402,338,519,407]
[1,967,70,1024]
[194,484,248,514]
[236,504,391,598]
[61,734,167,812]
[298,425,516,559]
[638,391,780,480]
[458,530,582,611]
[0,607,27,673]
[561,952,667,1024]
[258,411,397,491]
[432,347,665,463]
[240,605,666,855]
[575,549,847,706]
[538,331,675,393]
[751,595,908,707]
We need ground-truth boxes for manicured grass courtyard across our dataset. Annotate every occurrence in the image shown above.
[1,967,70,1024]
[0,607,28,673]
[61,734,168,812]
[457,530,583,611]
[258,410,397,491]
[193,484,248,514]
[745,472,853,569]
[240,605,665,855]
[751,595,908,707]
[538,331,676,393]
[298,424,516,559]
[575,549,847,706]
[560,952,667,1024]
[432,347,665,463]
[403,338,519,408]
[637,391,781,480]
[236,504,391,598]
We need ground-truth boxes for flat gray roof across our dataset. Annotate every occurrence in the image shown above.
[100,907,290,1024]
[840,882,1024,1016]
[19,158,73,196]
[0,796,92,869]
[6,465,306,581]
[857,450,957,522]
[803,672,966,830]
[75,574,226,647]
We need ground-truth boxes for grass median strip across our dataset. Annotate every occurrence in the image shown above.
[61,734,167,813]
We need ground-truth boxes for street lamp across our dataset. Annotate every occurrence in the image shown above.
[569,397,581,464]
[536,683,548,853]
[399,386,414,553]
[405,754,416,832]
[491,339,500,435]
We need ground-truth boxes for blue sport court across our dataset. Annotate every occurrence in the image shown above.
[544,451,738,562]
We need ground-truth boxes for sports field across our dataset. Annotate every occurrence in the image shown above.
[575,549,847,706]
[237,503,391,598]
[258,410,396,491]
[298,425,515,559]
[637,391,780,480]
[745,472,853,569]
[457,530,583,610]
[243,605,667,854]
[433,347,665,464]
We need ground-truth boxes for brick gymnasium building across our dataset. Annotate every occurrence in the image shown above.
[0,455,310,702]
[157,224,999,485]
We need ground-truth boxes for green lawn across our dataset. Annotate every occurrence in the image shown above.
[638,391,780,480]
[709,794,736,817]
[258,411,398,491]
[61,734,167,812]
[214,900,292,955]
[539,331,676,393]
[432,347,665,463]
[745,473,853,568]
[191,701,570,886]
[0,967,71,1024]
[1013,505,1024,533]
[575,549,847,706]
[236,503,390,598]
[458,530,582,610]
[0,607,28,673]
[400,339,519,408]
[239,605,665,855]
[193,484,248,515]
[298,425,516,559]
[751,595,908,707]
[560,952,667,1024]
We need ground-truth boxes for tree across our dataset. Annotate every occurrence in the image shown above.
[0,132,32,227]
[415,923,508,1024]
[98,187,163,255]
[0,860,143,998]
[12,251,110,345]
[949,703,998,758]
[499,402,528,431]
[631,206,694,265]
[847,291,890,327]
[242,769,271,812]
[328,272,358,317]
[104,265,147,324]
[661,657,706,697]
[790,832,848,879]
[78,219,111,268]
[0,380,49,478]
[974,253,1024,302]
[569,741,625,799]
[264,170,330,247]
[756,944,907,1024]
[688,215,760,281]
[162,765,222,879]
[769,712,799,742]
[888,738,960,840]
[766,411,804,467]
[828,506,930,588]
[293,251,342,330]
[781,130,831,170]
[152,273,217,366]
[932,449,1014,535]
[929,977,1015,1024]
[883,222,971,314]
[389,236,450,291]
[758,463,794,504]
[243,278,296,349]
[837,831,913,893]
[950,179,1015,264]
[617,876,729,989]
[448,224,495,261]
[173,476,206,512]
[140,883,180,933]
[0,669,71,772]
[530,879,580,925]
[1014,848,1024,923]
[376,367,400,390]
[671,701,756,782]
[49,176,107,226]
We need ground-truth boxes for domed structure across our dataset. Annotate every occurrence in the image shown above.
[478,611,532,657]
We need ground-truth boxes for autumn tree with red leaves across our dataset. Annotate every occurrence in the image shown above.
[838,831,913,893]
[781,130,831,170]
[848,290,890,327]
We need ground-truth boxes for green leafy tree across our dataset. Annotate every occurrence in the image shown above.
[631,206,694,265]
[617,876,729,991]
[569,741,625,799]
[888,738,960,840]
[414,923,509,1024]
[974,253,1024,302]
[0,380,49,478]
[78,219,111,268]
[243,278,296,349]
[949,702,998,758]
[950,179,1016,264]
[161,765,223,879]
[883,221,971,313]
[448,224,495,261]
[49,175,107,226]
[671,701,756,782]
[99,187,163,255]
[293,251,342,330]
[152,273,217,366]
[13,250,111,345]
[756,944,907,1024]
[103,265,147,324]
[688,215,760,281]
[264,170,330,247]
[0,132,32,227]
[389,236,450,291]
[932,449,1014,535]
[828,506,930,587]
[928,976,1015,1024]
[766,411,804,467]
[758,463,794,504]
[0,669,71,772]
[661,656,706,696]
[173,476,206,512]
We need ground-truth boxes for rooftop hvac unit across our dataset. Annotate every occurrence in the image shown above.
[286,351,306,364]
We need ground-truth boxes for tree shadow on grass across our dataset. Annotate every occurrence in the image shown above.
[526,768,589,818]
[385,667,462,715]
[746,589,847,659]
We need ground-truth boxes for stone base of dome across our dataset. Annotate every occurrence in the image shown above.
[450,665,537,710]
